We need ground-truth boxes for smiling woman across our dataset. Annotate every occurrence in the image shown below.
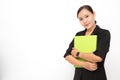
[77,5,96,35]
[64,5,111,80]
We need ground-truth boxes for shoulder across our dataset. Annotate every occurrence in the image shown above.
[96,25,110,36]
[95,25,111,39]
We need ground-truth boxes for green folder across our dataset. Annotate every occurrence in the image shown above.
[74,35,97,68]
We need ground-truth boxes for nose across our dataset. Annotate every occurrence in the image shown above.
[83,19,87,24]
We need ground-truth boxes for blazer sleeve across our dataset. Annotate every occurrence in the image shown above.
[94,30,111,60]
[63,39,74,58]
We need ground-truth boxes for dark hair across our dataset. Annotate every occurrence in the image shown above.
[77,5,94,17]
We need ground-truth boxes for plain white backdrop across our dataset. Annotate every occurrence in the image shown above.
[0,0,120,80]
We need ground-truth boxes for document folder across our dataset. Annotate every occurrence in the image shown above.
[74,35,97,68]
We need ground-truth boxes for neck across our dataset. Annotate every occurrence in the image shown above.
[86,24,96,35]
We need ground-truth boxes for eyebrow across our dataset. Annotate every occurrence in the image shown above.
[78,14,89,18]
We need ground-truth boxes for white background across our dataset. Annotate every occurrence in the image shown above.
[0,0,120,80]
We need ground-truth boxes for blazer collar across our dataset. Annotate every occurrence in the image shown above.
[84,25,100,35]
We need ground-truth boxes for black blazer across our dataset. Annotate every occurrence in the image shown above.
[64,25,111,80]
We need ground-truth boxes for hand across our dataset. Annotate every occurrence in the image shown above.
[83,62,98,71]
[71,48,79,57]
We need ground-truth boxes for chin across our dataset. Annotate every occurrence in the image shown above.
[85,26,92,29]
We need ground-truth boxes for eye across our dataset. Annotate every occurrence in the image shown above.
[85,15,89,18]
[79,18,83,21]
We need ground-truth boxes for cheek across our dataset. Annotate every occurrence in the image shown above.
[91,18,95,24]
[79,21,84,25]
[91,16,95,22]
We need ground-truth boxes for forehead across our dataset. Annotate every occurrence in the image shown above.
[78,9,93,17]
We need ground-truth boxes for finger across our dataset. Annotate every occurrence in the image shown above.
[72,48,77,50]
[92,63,97,66]
[72,48,75,50]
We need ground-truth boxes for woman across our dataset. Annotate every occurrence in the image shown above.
[64,5,111,80]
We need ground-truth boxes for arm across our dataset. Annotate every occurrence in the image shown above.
[71,30,111,63]
[78,52,102,62]
[71,48,102,63]
[65,55,98,71]
[65,55,85,67]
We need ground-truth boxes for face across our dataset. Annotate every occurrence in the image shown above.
[77,9,96,29]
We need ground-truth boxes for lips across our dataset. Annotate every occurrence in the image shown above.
[85,23,90,27]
